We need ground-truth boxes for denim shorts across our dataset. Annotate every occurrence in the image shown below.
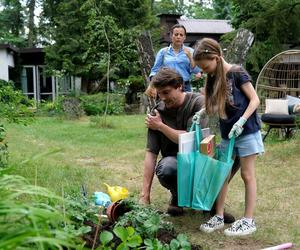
[219,131,265,157]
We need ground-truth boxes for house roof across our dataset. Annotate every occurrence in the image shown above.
[0,44,19,53]
[177,19,233,34]
[0,44,44,54]
[19,47,43,53]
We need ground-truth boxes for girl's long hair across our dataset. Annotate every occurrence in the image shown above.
[193,38,229,119]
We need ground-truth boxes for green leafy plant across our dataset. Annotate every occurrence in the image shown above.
[0,80,34,124]
[99,230,114,250]
[113,226,143,249]
[115,200,173,239]
[0,172,85,249]
[144,238,169,250]
[37,99,64,117]
[80,93,125,116]
[62,191,100,234]
[98,226,143,250]
[169,234,191,250]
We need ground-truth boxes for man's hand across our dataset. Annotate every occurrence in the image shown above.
[228,117,247,138]
[145,110,163,130]
[139,194,150,205]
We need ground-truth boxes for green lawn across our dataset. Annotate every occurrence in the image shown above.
[5,115,300,250]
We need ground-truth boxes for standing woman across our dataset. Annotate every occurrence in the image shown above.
[193,38,264,236]
[148,24,201,92]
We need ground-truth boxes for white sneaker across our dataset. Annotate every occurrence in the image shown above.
[224,217,256,236]
[200,215,224,233]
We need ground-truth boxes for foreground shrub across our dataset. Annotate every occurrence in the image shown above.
[0,172,85,249]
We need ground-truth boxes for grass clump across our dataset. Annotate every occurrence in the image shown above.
[0,172,85,249]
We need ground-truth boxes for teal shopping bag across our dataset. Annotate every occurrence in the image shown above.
[177,122,235,210]
[191,134,235,211]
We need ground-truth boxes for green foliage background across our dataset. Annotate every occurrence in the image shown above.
[1,0,299,86]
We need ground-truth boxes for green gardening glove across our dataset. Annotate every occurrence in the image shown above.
[228,117,247,138]
[192,108,206,125]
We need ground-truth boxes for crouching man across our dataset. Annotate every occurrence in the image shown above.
[139,67,206,215]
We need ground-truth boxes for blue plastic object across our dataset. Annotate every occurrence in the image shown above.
[94,192,112,207]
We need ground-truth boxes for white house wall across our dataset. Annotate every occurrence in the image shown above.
[0,49,15,81]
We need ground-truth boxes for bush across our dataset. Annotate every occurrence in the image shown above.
[0,125,8,169]
[37,96,85,119]
[0,80,34,123]
[37,99,64,117]
[80,93,125,116]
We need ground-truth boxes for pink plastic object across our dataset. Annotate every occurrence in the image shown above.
[262,242,293,250]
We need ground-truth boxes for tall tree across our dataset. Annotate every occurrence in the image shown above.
[42,0,153,87]
[0,0,26,46]
[186,1,216,18]
[43,0,89,77]
[26,0,36,47]
[212,0,232,19]
[38,0,61,45]
[153,0,186,15]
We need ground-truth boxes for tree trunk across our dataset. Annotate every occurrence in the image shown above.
[27,0,36,47]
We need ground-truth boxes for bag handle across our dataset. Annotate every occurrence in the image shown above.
[189,121,203,151]
[225,137,235,163]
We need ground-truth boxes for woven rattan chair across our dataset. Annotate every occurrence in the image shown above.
[255,50,300,140]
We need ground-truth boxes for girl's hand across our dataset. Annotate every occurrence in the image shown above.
[228,117,247,138]
[193,108,206,124]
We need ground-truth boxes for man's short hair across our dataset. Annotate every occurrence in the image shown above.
[152,67,183,89]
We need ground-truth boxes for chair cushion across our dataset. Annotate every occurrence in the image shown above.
[261,113,296,124]
[265,99,289,115]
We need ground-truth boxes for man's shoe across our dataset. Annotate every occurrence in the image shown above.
[167,192,183,216]
[167,204,184,216]
[223,211,235,224]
